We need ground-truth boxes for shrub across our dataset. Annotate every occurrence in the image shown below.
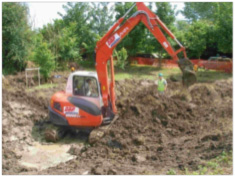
[114,47,128,70]
[33,36,55,80]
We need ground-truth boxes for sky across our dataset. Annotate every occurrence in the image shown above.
[27,2,185,30]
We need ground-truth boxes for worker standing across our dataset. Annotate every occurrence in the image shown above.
[156,73,167,94]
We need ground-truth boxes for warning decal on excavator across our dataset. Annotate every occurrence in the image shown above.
[106,33,120,48]
[64,106,80,118]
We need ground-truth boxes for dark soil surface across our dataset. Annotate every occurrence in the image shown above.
[2,73,233,175]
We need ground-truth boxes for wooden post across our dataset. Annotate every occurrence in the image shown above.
[26,70,28,88]
[38,68,40,86]
[25,67,40,88]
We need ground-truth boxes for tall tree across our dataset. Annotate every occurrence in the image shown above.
[181,2,232,54]
[59,2,97,58]
[154,2,176,59]
[33,34,55,80]
[2,2,32,74]
[89,2,114,36]
[155,2,176,30]
[216,3,233,53]
[182,2,220,22]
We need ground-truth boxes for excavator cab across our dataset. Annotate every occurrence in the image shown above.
[73,75,99,97]
[49,71,104,128]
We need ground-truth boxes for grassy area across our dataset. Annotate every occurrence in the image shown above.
[143,151,232,175]
[115,65,180,80]
[26,65,232,91]
[196,69,232,82]
[183,151,232,175]
[165,151,232,175]
[114,65,232,82]
[26,83,58,92]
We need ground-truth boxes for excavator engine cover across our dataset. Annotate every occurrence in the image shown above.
[178,58,197,86]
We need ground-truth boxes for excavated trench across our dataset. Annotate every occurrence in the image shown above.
[2,74,233,175]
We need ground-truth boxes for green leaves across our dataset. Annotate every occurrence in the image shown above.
[2,2,32,74]
[33,35,55,80]
[181,2,232,55]
[57,22,81,62]
[114,48,128,70]
[183,20,210,58]
[3,2,232,75]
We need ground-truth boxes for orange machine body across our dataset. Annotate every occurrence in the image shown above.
[49,2,188,128]
[49,71,103,128]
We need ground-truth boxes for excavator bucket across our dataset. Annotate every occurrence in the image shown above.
[178,58,197,87]
[88,115,119,144]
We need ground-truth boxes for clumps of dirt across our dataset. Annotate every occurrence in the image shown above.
[2,76,232,175]
[2,87,49,174]
[75,79,232,174]
[189,84,221,105]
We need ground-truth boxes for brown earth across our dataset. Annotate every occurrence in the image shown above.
[2,73,233,175]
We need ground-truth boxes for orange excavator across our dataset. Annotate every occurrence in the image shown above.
[47,2,196,142]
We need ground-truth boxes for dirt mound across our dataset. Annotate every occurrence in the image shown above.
[2,87,49,174]
[56,79,232,174]
[2,77,232,175]
[189,84,221,105]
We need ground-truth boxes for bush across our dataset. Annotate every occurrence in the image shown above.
[33,36,55,80]
[114,47,128,70]
[2,3,32,74]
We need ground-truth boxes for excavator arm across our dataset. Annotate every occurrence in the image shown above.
[95,2,196,117]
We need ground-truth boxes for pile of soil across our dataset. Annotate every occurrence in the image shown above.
[35,79,232,175]
[2,88,48,174]
[2,76,233,175]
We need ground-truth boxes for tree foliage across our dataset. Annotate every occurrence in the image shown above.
[154,2,176,59]
[2,2,233,75]
[155,2,176,30]
[114,48,128,70]
[33,35,55,80]
[181,2,232,55]
[57,23,81,63]
[2,2,32,74]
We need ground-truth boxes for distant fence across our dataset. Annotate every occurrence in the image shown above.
[130,57,232,73]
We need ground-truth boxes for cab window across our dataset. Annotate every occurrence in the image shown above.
[73,76,99,97]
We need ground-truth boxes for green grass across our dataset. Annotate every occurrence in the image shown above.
[196,69,232,82]
[114,65,180,80]
[26,83,58,92]
[56,63,232,83]
[114,64,232,82]
[182,151,233,175]
[166,169,176,175]
[27,64,232,93]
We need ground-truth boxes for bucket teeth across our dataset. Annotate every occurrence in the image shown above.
[102,117,112,125]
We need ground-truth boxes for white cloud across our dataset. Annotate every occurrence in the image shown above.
[27,2,185,30]
[28,2,66,29]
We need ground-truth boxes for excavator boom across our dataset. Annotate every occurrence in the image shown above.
[95,2,196,117]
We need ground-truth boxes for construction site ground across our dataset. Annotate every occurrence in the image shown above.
[2,68,233,175]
